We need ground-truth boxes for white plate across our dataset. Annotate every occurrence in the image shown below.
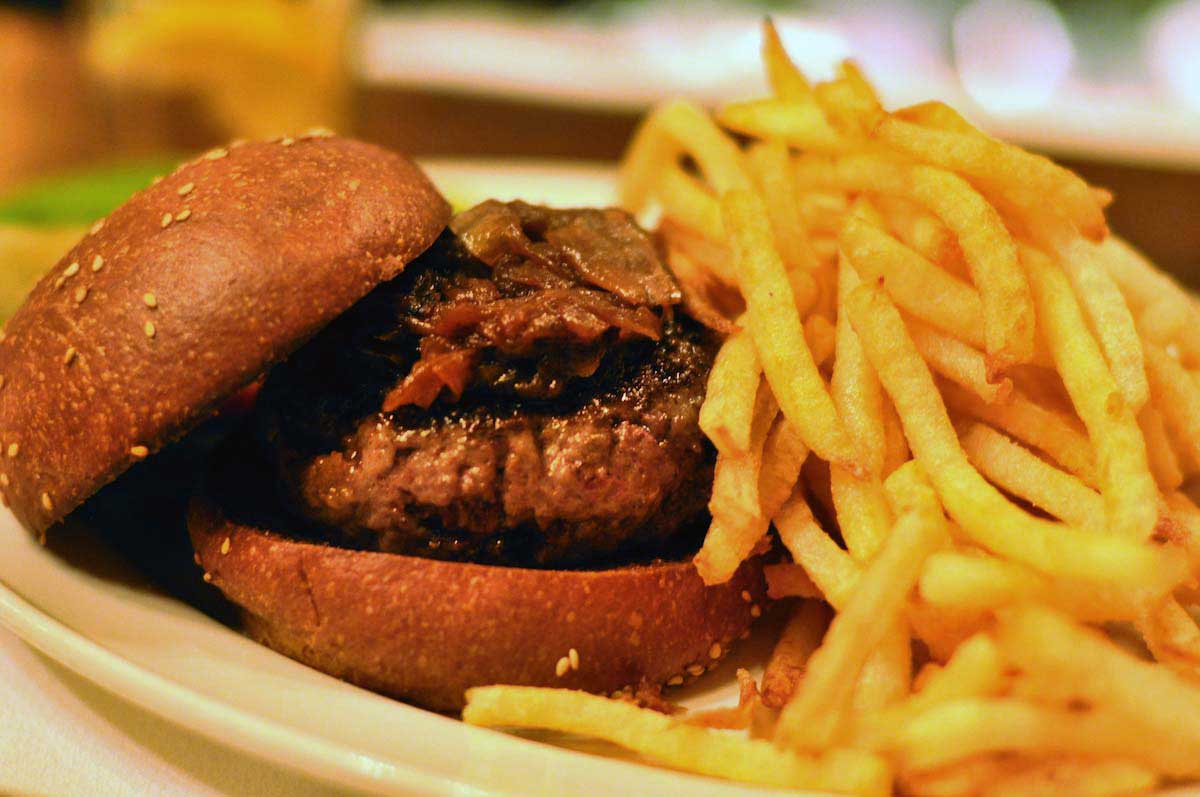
[0,160,794,797]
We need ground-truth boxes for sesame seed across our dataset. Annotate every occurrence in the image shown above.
[151,175,164,185]
[205,147,228,160]
[90,219,104,235]
[280,136,295,147]
[555,656,570,677]
[143,292,158,308]
[304,127,333,138]
[568,648,579,671]
[130,445,149,459]
[63,347,76,365]
[177,182,195,196]
[53,276,65,290]
[74,286,88,304]
[6,443,17,458]
[161,213,173,228]
[0,475,8,487]
[230,138,247,148]
[64,261,80,278]
[750,604,762,618]
[686,664,705,677]
[175,209,191,221]
[41,492,52,511]
[91,255,104,272]
[220,537,231,555]
[666,675,684,686]
[202,572,212,583]
[709,642,722,659]
[348,179,361,191]
[144,321,156,338]
[740,590,752,602]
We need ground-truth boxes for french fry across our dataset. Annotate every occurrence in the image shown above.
[805,314,838,369]
[846,281,1177,587]
[814,61,883,137]
[695,413,808,585]
[1100,235,1200,366]
[855,633,1004,751]
[874,193,966,280]
[890,698,1177,777]
[745,140,822,276]
[942,382,1096,484]
[698,326,761,456]
[871,111,1107,241]
[776,497,946,751]
[719,98,846,154]
[984,757,1158,797]
[618,99,749,213]
[1024,247,1157,540]
[655,162,726,241]
[916,549,1146,622]
[1138,405,1184,491]
[721,190,863,470]
[764,562,822,600]
[708,383,777,524]
[850,623,912,714]
[658,216,738,287]
[907,317,1012,405]
[1138,596,1200,682]
[881,395,910,476]
[761,601,830,709]
[839,216,986,350]
[996,606,1200,778]
[960,423,1105,532]
[1144,341,1200,469]
[761,18,811,101]
[1032,232,1149,410]
[833,254,886,475]
[774,489,858,604]
[795,153,1034,368]
[462,686,892,795]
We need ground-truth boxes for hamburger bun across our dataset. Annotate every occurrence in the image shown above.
[189,490,766,711]
[0,134,449,535]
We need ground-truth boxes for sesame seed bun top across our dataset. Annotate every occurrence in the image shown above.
[0,134,450,535]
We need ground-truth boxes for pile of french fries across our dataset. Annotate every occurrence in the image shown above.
[463,21,1200,796]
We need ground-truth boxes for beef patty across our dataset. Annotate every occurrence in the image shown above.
[253,201,719,567]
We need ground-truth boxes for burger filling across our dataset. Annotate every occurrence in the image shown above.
[252,200,718,567]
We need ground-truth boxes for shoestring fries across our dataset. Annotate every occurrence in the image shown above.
[464,17,1200,796]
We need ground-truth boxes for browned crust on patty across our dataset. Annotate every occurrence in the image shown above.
[0,135,449,533]
[189,492,767,711]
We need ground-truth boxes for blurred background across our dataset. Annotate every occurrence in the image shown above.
[1,0,1198,318]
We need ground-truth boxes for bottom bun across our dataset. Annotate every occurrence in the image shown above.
[188,494,766,711]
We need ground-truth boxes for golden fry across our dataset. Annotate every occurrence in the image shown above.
[761,601,829,709]
[698,327,761,456]
[1023,247,1157,540]
[839,217,985,350]
[961,423,1104,532]
[721,190,863,470]
[761,18,812,100]
[796,153,1034,368]
[846,281,1175,586]
[463,686,892,795]
[776,497,945,750]
[908,317,1012,405]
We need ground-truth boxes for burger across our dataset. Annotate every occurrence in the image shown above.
[0,135,764,711]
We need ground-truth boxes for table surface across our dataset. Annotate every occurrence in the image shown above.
[0,625,358,797]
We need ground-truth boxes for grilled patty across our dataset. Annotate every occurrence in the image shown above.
[253,202,718,567]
